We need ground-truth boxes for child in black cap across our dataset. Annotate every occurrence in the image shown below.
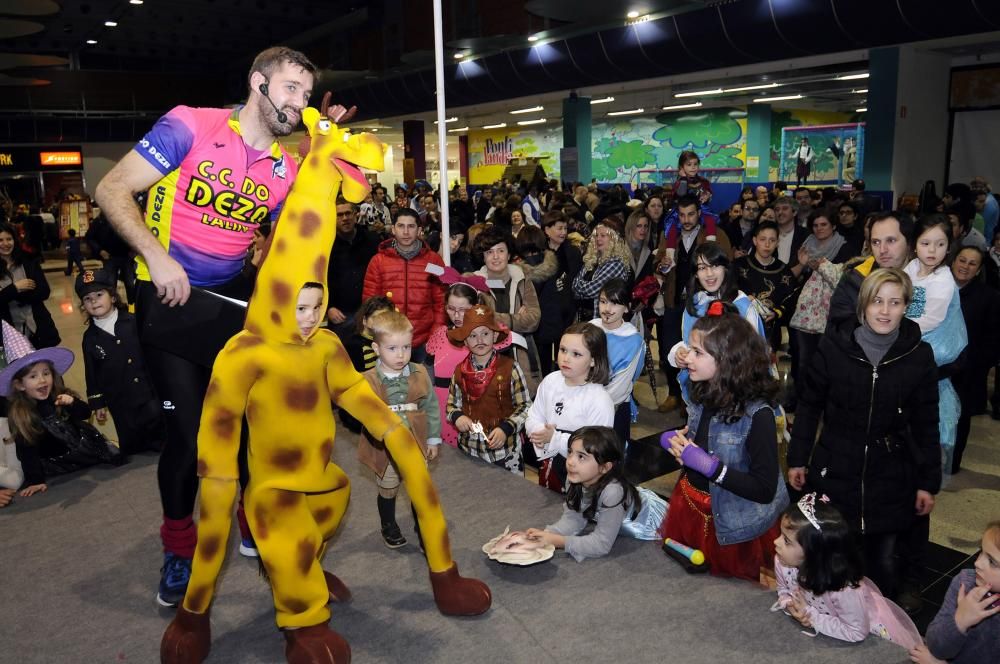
[77,268,164,455]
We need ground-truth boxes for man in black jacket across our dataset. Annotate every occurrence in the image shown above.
[326,198,380,338]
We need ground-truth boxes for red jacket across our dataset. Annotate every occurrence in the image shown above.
[362,239,446,346]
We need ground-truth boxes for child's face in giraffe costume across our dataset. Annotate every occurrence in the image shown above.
[161,106,491,664]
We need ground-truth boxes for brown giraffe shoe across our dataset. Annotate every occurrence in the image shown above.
[284,624,351,664]
[323,571,352,603]
[428,563,492,616]
[160,606,211,664]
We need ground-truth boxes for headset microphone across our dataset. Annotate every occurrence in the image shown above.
[258,82,288,124]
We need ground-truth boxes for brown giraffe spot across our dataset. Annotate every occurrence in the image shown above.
[212,408,237,439]
[271,280,292,306]
[271,311,282,325]
[331,474,348,492]
[254,504,269,540]
[319,438,333,462]
[231,335,263,352]
[285,383,320,411]
[425,482,441,509]
[275,237,287,253]
[439,530,451,556]
[198,535,221,562]
[205,381,218,400]
[299,211,321,238]
[276,490,301,509]
[286,598,309,614]
[312,255,326,282]
[246,322,262,336]
[196,459,209,477]
[199,502,210,522]
[272,448,304,470]
[187,585,209,611]
[309,154,320,169]
[314,506,333,524]
[296,538,315,576]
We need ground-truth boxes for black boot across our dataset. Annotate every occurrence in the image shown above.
[378,495,406,549]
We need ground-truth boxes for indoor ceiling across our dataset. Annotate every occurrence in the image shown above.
[0,1,998,144]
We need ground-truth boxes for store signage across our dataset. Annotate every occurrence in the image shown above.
[0,146,83,171]
[40,151,82,166]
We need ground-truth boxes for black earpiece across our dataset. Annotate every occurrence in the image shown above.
[258,81,287,124]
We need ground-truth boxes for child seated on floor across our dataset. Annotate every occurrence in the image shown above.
[357,309,441,550]
[446,305,532,475]
[773,493,921,649]
[502,426,664,561]
[2,321,122,498]
[909,521,1000,664]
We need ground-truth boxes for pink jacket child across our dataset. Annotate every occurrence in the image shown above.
[425,267,511,447]
[772,494,921,650]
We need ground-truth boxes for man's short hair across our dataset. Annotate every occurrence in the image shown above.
[675,194,699,211]
[394,208,419,225]
[774,196,798,211]
[868,211,913,247]
[249,46,317,91]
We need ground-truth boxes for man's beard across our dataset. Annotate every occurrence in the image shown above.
[259,96,295,137]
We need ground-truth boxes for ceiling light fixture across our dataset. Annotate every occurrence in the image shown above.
[856,107,867,113]
[510,106,544,114]
[433,117,458,124]
[591,96,615,105]
[448,126,469,133]
[662,102,703,111]
[105,20,118,27]
[129,0,143,4]
[528,35,539,42]
[852,88,868,94]
[627,11,639,18]
[86,39,97,45]
[607,108,644,116]
[753,94,804,103]
[517,118,547,126]
[453,52,466,59]
[836,73,869,80]
[674,88,723,98]
[722,82,781,93]
[483,122,507,129]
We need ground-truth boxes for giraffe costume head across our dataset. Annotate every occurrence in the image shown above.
[161,108,491,664]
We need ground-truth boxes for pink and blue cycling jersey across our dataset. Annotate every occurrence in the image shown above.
[134,105,299,288]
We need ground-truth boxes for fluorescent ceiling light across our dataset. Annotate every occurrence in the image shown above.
[483,122,507,129]
[453,52,465,59]
[723,82,781,93]
[627,11,639,18]
[591,96,615,105]
[104,20,118,27]
[852,88,868,94]
[370,129,378,133]
[448,126,469,132]
[86,39,97,45]
[129,0,144,4]
[662,102,702,111]
[856,107,867,113]
[433,117,458,124]
[517,118,547,126]
[836,73,869,80]
[510,106,544,114]
[528,35,539,42]
[675,88,723,98]
[753,94,804,103]
[608,108,644,116]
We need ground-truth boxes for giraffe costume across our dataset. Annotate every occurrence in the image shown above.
[161,106,491,664]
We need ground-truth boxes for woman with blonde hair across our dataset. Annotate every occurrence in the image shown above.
[572,216,632,320]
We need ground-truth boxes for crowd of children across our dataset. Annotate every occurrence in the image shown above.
[4,166,997,662]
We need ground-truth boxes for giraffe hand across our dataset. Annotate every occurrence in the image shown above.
[319,90,358,124]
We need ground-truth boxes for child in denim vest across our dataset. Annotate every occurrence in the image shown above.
[657,303,788,581]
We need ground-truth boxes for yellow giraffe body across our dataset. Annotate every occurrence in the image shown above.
[166,108,488,657]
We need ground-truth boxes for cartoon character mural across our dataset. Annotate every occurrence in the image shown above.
[160,105,491,664]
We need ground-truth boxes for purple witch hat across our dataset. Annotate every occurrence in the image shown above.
[0,320,74,397]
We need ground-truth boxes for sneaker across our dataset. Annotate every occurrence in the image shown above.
[239,538,259,558]
[381,522,407,549]
[156,553,192,608]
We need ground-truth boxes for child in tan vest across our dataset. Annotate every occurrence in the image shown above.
[358,310,440,549]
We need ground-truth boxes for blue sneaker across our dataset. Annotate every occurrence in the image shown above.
[156,553,192,608]
[239,538,259,558]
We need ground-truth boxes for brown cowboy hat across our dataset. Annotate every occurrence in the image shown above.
[447,304,510,346]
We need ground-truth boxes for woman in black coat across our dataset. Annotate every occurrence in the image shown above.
[0,222,60,348]
[951,246,1000,472]
[787,267,940,600]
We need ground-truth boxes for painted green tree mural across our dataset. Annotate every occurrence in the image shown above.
[652,108,745,162]
[607,140,655,182]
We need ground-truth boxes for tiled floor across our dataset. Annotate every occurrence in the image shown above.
[39,261,997,632]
